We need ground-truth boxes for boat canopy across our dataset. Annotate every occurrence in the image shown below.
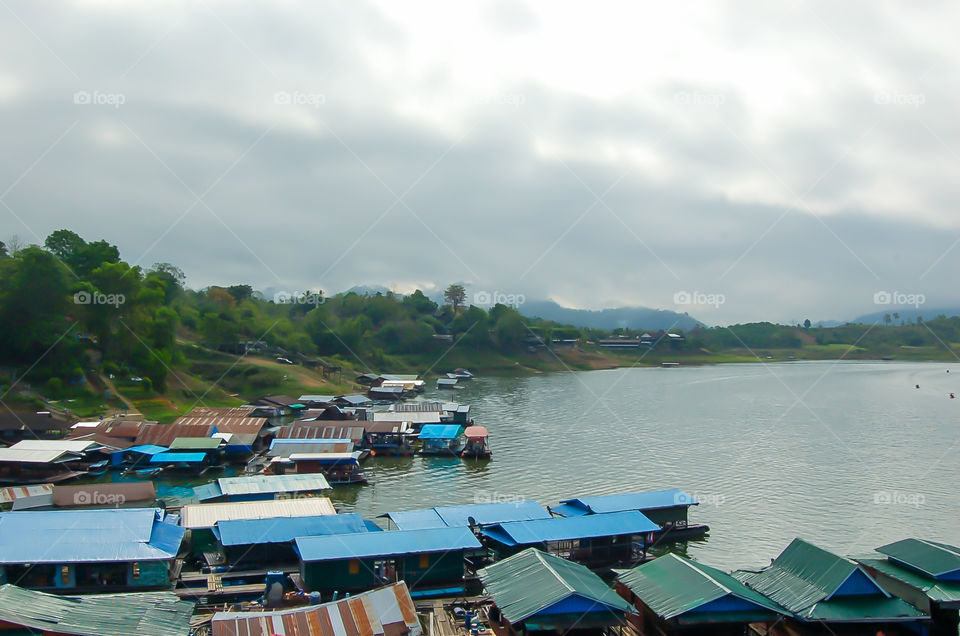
[463,426,488,439]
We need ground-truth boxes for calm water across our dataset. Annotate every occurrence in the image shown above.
[334,361,960,570]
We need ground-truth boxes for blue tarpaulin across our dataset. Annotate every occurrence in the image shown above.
[556,489,698,516]
[296,526,481,561]
[218,513,368,546]
[150,452,207,464]
[123,445,169,455]
[481,510,660,546]
[417,425,464,440]
[0,509,184,563]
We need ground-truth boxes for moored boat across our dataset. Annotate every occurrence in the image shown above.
[460,426,491,459]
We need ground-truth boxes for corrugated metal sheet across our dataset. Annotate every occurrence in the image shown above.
[0,508,183,563]
[134,423,216,447]
[169,437,223,450]
[173,416,268,435]
[364,421,413,434]
[390,402,445,412]
[0,447,74,463]
[481,510,660,546]
[296,526,481,561]
[558,489,698,515]
[859,557,960,606]
[217,473,331,497]
[218,513,368,546]
[617,553,787,620]
[269,439,355,456]
[124,444,169,455]
[434,501,552,527]
[876,538,960,580]
[211,581,421,636]
[67,419,146,440]
[150,452,207,463]
[52,482,156,506]
[478,548,632,625]
[463,426,488,438]
[185,406,257,418]
[180,498,337,529]
[10,439,99,452]
[0,483,53,504]
[417,424,463,440]
[277,423,366,442]
[380,508,448,530]
[374,411,441,424]
[0,584,194,636]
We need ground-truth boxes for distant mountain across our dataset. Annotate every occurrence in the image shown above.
[345,284,394,296]
[851,306,960,325]
[517,299,703,331]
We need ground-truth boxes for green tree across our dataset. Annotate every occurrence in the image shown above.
[444,284,466,313]
[0,241,7,259]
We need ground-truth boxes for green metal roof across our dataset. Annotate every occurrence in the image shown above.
[0,584,194,635]
[618,553,786,620]
[734,538,925,622]
[168,436,222,450]
[876,538,960,580]
[478,548,632,625]
[859,557,960,607]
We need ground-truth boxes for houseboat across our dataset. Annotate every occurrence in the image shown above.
[418,425,465,456]
[267,451,368,485]
[460,426,491,459]
[364,421,416,456]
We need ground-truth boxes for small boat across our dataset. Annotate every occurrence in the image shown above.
[85,460,109,477]
[460,426,491,459]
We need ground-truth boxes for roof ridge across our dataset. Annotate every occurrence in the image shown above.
[673,554,732,595]
[536,549,577,594]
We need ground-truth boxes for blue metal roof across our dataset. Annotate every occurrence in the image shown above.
[557,489,698,515]
[124,445,169,455]
[418,425,464,440]
[381,501,552,530]
[481,511,660,546]
[380,509,448,530]
[193,482,223,502]
[150,452,207,463]
[218,513,368,546]
[0,509,184,563]
[296,526,481,561]
[435,501,552,527]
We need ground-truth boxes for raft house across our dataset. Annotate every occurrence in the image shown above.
[480,510,660,568]
[734,537,928,635]
[0,508,184,592]
[479,547,634,634]
[379,500,552,532]
[616,553,789,634]
[417,424,465,456]
[192,473,331,503]
[295,526,482,598]
[364,420,417,456]
[856,538,960,636]
[551,488,709,540]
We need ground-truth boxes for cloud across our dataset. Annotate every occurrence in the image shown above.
[1,0,958,324]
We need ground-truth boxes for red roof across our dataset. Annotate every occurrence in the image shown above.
[464,426,488,438]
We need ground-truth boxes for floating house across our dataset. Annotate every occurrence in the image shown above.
[180,498,337,558]
[168,436,224,454]
[210,581,422,636]
[481,510,660,567]
[0,583,195,635]
[734,538,928,634]
[479,548,633,634]
[380,500,552,531]
[364,420,416,455]
[295,526,482,597]
[148,451,214,474]
[216,513,372,568]
[0,508,184,592]
[461,425,491,458]
[333,394,373,407]
[0,439,110,484]
[857,538,960,635]
[252,394,304,417]
[437,377,459,389]
[616,553,789,634]
[418,424,465,455]
[277,421,366,444]
[193,473,331,503]
[368,385,405,401]
[0,483,53,509]
[269,437,355,456]
[12,481,157,511]
[552,488,709,539]
[113,444,168,472]
[133,422,217,447]
[0,411,72,443]
[297,394,336,407]
[268,451,367,484]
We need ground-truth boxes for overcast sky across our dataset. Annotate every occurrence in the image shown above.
[1,1,958,324]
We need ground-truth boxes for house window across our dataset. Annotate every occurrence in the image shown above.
[348,559,360,574]
[60,566,70,585]
[132,563,141,579]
